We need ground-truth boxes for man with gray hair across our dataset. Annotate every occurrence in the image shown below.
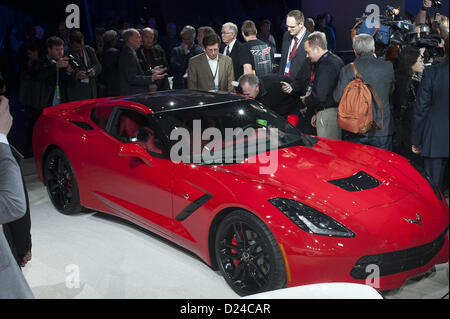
[334,33,395,150]
[238,73,261,99]
[119,28,167,95]
[170,25,203,89]
[221,22,242,80]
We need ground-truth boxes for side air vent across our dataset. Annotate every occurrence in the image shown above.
[328,171,381,192]
[69,121,94,131]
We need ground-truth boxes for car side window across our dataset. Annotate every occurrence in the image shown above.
[91,105,114,129]
[109,108,166,158]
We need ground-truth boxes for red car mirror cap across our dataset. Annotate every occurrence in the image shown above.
[118,143,153,167]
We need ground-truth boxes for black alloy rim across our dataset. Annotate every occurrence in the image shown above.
[46,154,74,211]
[217,221,272,294]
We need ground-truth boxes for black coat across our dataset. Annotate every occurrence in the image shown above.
[278,30,310,79]
[220,40,243,81]
[119,45,153,95]
[99,47,121,97]
[27,56,71,110]
[411,60,449,158]
[170,43,203,89]
[303,52,344,111]
[136,45,170,91]
[65,45,102,102]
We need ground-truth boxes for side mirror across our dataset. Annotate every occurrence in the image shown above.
[118,143,152,166]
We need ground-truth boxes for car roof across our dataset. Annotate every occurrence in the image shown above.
[108,90,249,114]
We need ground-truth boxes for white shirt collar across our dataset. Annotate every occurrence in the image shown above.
[227,39,237,52]
[295,28,306,42]
[206,54,219,63]
[0,133,8,145]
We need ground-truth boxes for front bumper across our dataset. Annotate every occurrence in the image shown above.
[282,227,449,291]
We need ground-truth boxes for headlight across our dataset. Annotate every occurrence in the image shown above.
[269,198,355,238]
[408,160,443,201]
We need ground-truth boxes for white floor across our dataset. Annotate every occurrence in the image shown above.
[21,158,449,299]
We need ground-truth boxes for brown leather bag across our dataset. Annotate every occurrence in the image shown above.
[337,63,383,134]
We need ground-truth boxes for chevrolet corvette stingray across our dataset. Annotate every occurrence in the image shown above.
[32,90,449,296]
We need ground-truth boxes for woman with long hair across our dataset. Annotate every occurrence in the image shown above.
[392,46,425,162]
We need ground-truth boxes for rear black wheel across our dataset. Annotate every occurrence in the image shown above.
[215,210,286,296]
[44,148,83,214]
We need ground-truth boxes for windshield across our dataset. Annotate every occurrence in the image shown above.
[156,100,307,164]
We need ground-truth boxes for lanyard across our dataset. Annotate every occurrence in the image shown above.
[310,64,316,84]
[288,30,305,61]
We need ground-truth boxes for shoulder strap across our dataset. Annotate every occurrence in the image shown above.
[350,63,384,130]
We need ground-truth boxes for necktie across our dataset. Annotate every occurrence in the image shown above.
[289,37,299,61]
[225,46,230,56]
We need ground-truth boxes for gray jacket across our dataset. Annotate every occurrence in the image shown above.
[334,55,395,137]
[0,143,34,298]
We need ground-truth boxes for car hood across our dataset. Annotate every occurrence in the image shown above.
[211,141,419,216]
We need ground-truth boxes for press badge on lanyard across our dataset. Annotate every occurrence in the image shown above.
[284,60,291,76]
[56,84,61,99]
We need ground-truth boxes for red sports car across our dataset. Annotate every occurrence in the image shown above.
[32,90,449,296]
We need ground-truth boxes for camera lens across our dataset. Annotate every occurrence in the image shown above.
[432,0,442,9]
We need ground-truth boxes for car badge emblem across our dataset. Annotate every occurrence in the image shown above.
[404,213,422,226]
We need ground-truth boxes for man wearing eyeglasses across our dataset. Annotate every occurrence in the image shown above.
[220,22,242,81]
[279,10,310,79]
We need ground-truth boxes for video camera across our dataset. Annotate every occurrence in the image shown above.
[355,4,445,63]
[431,0,442,10]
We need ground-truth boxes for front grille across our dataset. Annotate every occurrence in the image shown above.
[328,171,381,192]
[350,227,448,280]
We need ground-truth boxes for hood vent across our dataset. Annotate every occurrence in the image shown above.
[328,171,381,192]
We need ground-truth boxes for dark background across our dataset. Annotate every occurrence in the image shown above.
[1,0,448,51]
[0,0,449,153]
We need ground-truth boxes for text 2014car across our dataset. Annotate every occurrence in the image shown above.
[33,90,449,296]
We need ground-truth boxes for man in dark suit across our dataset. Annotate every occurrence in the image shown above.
[412,57,449,189]
[136,28,170,91]
[119,28,167,96]
[170,25,203,89]
[278,10,310,79]
[334,34,395,151]
[220,22,242,81]
[65,31,102,102]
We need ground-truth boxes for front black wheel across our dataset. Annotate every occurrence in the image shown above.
[215,210,287,296]
[44,148,83,214]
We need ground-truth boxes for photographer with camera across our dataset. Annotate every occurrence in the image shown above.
[25,36,73,156]
[65,31,102,102]
[415,0,442,25]
[415,0,449,44]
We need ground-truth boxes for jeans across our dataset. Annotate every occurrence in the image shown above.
[345,135,393,151]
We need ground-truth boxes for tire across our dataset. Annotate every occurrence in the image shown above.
[215,210,287,296]
[43,148,84,214]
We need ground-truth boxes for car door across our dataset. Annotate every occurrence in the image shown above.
[85,104,175,238]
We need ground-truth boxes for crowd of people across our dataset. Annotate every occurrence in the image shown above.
[0,1,449,298]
